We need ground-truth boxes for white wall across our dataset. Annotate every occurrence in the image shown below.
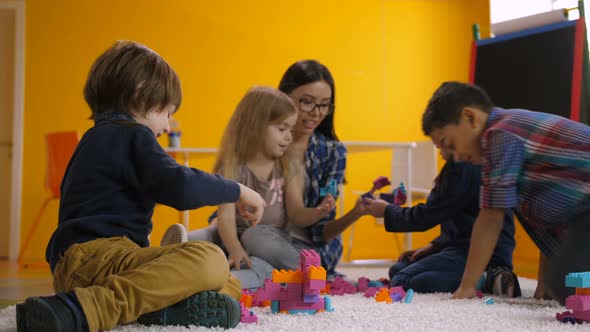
[491,0,580,23]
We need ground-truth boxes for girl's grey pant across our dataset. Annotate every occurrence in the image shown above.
[188,224,314,289]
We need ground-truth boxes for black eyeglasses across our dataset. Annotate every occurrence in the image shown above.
[298,98,333,115]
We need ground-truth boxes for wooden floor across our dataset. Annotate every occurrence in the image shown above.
[0,260,53,309]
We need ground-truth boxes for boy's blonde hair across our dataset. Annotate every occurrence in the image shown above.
[84,40,182,119]
[214,86,297,180]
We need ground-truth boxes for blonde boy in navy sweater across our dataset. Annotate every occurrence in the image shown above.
[17,41,266,332]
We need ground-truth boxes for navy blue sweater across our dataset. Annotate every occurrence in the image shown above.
[384,161,515,269]
[46,112,240,272]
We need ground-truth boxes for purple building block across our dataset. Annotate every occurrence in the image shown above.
[391,293,403,302]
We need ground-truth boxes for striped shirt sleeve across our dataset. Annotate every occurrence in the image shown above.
[480,130,524,209]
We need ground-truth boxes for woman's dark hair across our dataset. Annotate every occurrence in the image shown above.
[278,60,339,141]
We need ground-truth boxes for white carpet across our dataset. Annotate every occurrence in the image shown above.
[0,267,587,332]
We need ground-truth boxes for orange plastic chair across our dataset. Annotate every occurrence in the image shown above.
[18,131,79,267]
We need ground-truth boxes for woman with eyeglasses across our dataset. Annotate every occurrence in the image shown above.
[279,60,368,280]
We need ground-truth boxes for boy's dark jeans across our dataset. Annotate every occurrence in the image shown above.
[546,200,590,304]
[389,246,468,293]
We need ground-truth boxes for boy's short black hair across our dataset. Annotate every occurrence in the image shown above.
[84,40,182,119]
[422,81,494,135]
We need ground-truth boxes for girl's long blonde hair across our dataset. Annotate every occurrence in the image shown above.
[214,86,298,180]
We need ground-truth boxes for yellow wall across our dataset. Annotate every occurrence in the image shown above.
[21,0,537,276]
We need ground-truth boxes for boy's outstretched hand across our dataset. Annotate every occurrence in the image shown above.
[452,284,477,299]
[397,243,438,262]
[236,183,266,226]
[362,196,389,218]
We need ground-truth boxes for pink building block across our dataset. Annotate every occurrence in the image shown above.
[329,288,346,296]
[240,303,258,324]
[389,286,406,299]
[566,295,590,312]
[299,249,321,270]
[330,276,357,294]
[357,277,369,292]
[255,249,332,314]
[556,272,590,324]
[364,287,379,298]
[371,176,391,193]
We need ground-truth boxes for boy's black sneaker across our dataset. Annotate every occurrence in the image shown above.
[137,290,240,329]
[17,292,89,332]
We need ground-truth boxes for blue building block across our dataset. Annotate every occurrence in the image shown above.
[483,297,494,305]
[368,280,384,288]
[475,272,487,290]
[320,179,338,197]
[287,310,322,314]
[271,300,280,314]
[404,289,414,303]
[324,296,334,312]
[565,272,590,288]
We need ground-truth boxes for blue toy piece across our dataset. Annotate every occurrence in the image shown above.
[320,179,338,198]
[271,300,280,314]
[483,297,494,305]
[392,182,406,196]
[404,289,414,303]
[368,280,384,288]
[475,272,487,290]
[565,272,590,288]
[287,310,322,314]
[324,296,334,312]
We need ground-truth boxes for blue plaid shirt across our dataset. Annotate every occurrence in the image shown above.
[304,132,347,274]
[481,108,590,257]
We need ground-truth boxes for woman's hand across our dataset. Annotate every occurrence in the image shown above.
[350,197,369,219]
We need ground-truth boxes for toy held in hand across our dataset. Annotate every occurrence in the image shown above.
[380,182,407,205]
[320,179,338,198]
[361,176,391,201]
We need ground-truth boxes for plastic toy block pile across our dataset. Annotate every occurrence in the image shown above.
[238,249,414,324]
[556,272,590,324]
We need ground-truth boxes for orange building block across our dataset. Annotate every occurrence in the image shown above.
[375,288,392,304]
[576,288,590,295]
[240,294,253,308]
[272,269,303,283]
[309,266,327,280]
